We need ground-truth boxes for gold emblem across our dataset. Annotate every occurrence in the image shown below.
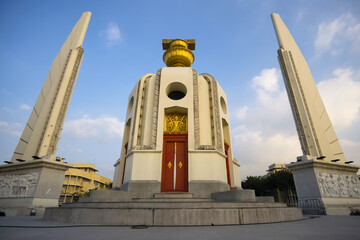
[167,162,172,169]
[164,112,187,134]
[178,162,183,169]
[162,39,195,67]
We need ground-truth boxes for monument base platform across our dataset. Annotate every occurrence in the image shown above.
[0,159,69,216]
[44,189,303,226]
[288,160,360,215]
[119,180,230,198]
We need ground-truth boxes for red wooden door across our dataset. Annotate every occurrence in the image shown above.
[161,134,188,192]
[224,143,232,188]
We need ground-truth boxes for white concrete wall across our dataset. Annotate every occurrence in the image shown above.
[198,76,212,145]
[131,74,154,147]
[130,151,162,181]
[188,151,227,182]
[141,75,156,145]
[218,84,237,187]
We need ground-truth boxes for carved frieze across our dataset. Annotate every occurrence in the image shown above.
[278,50,310,155]
[317,172,360,198]
[197,145,217,150]
[193,69,200,148]
[0,172,39,198]
[131,145,156,151]
[151,69,162,148]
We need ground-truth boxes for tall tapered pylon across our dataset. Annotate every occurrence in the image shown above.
[271,13,345,163]
[11,12,91,162]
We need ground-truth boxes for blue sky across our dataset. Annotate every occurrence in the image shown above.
[0,0,359,180]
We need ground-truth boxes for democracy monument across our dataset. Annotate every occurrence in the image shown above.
[0,11,359,224]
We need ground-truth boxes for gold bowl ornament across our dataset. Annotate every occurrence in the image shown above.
[162,39,195,67]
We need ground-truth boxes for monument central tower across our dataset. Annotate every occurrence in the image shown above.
[113,39,241,197]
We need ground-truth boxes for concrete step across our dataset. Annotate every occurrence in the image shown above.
[77,197,90,203]
[132,198,214,203]
[60,201,287,209]
[153,192,194,199]
[44,205,303,226]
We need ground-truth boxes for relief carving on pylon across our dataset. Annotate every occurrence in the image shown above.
[317,172,360,198]
[0,172,39,198]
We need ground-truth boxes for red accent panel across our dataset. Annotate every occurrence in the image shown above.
[121,143,128,184]
[224,143,232,188]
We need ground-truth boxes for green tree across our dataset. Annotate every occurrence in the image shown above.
[242,170,296,201]
[267,170,295,193]
[241,176,270,196]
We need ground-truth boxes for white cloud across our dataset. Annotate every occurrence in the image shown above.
[106,22,121,43]
[233,67,360,178]
[251,68,280,93]
[233,126,301,178]
[232,68,301,178]
[314,13,360,56]
[20,104,31,110]
[236,106,248,120]
[318,68,360,130]
[0,121,22,137]
[340,139,360,162]
[62,115,124,142]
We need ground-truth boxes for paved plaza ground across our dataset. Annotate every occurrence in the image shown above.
[0,215,359,240]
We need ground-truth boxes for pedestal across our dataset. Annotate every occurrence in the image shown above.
[287,160,360,215]
[0,159,69,216]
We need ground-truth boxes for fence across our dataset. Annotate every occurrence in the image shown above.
[298,198,326,215]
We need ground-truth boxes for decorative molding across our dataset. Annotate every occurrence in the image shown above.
[151,69,162,149]
[196,145,217,150]
[192,69,200,148]
[0,172,39,198]
[278,50,310,155]
[200,73,222,152]
[48,47,84,155]
[289,51,322,156]
[287,160,360,173]
[211,76,223,152]
[131,145,156,151]
[317,172,360,198]
[129,77,142,150]
[136,75,152,146]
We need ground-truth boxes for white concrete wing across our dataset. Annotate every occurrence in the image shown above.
[11,12,91,162]
[271,13,345,163]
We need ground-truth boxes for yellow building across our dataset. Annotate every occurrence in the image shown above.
[59,163,112,204]
[266,163,288,176]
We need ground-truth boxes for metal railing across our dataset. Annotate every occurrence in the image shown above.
[298,198,326,215]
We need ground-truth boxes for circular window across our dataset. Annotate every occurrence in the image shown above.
[166,82,187,100]
[220,96,227,114]
[127,97,134,115]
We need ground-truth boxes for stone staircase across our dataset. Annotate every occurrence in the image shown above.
[44,190,303,226]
